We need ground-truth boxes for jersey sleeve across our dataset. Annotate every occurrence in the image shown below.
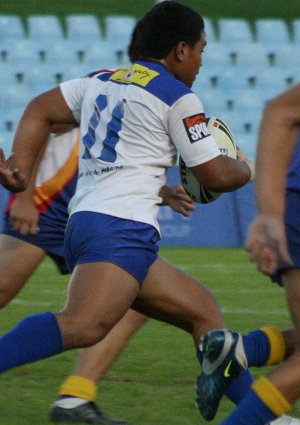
[169,93,221,168]
[60,77,90,123]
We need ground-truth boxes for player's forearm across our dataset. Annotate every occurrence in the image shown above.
[11,101,53,186]
[255,89,300,218]
[10,87,76,188]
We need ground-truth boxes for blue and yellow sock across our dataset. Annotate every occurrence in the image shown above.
[220,376,291,425]
[242,326,285,367]
[0,312,63,372]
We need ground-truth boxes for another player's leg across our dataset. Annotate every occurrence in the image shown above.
[135,256,254,417]
[0,234,45,307]
[50,310,147,424]
[198,269,300,424]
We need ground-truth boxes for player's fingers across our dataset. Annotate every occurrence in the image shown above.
[246,237,264,262]
[28,223,40,235]
[18,221,30,235]
[257,246,278,275]
[277,244,293,267]
[175,184,194,201]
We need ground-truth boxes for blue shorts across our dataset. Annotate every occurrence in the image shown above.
[2,213,69,275]
[272,190,300,285]
[64,212,159,285]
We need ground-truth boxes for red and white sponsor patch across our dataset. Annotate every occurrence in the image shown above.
[183,113,210,143]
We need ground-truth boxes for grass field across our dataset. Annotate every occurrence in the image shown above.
[1,247,299,424]
[1,0,300,20]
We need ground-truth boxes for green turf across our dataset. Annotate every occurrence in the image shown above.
[1,247,299,424]
[1,0,300,19]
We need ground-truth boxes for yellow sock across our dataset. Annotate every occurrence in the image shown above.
[252,376,291,416]
[58,375,97,401]
[261,326,286,365]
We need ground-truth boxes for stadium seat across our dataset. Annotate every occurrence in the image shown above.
[27,15,64,41]
[236,132,257,160]
[34,62,80,84]
[221,109,261,139]
[24,66,59,92]
[231,42,270,68]
[66,14,103,41]
[62,64,93,81]
[273,44,300,70]
[233,90,266,113]
[84,42,121,69]
[5,40,41,66]
[0,66,19,89]
[218,18,254,45]
[292,18,300,43]
[257,68,293,93]
[0,131,14,155]
[44,42,80,66]
[0,108,25,132]
[203,42,232,68]
[203,16,217,43]
[0,14,25,41]
[104,15,136,53]
[255,18,291,46]
[1,85,32,111]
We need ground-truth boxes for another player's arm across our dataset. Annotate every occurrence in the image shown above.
[245,85,300,274]
[255,84,300,219]
[0,87,77,193]
[9,141,48,235]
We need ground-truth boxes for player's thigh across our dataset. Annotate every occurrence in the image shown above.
[283,269,300,348]
[57,262,141,347]
[0,234,45,304]
[135,256,224,332]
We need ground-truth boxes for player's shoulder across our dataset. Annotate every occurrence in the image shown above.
[109,61,193,107]
[139,61,193,106]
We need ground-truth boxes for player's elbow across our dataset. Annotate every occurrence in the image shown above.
[203,174,240,193]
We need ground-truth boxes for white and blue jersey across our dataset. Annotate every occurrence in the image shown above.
[60,60,220,234]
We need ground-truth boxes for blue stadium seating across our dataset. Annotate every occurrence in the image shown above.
[218,18,254,44]
[27,15,64,41]
[0,15,25,41]
[105,15,136,52]
[66,14,103,41]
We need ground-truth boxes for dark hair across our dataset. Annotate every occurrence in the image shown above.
[128,1,204,62]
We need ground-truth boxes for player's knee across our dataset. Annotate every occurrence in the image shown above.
[56,312,112,348]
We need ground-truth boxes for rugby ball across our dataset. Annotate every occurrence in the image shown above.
[179,116,237,204]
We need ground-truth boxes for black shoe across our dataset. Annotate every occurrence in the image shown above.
[49,401,132,424]
[195,329,247,421]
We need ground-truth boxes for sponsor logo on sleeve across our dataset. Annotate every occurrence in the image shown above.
[183,113,210,143]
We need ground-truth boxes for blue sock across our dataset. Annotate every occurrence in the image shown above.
[0,312,63,372]
[220,387,277,425]
[197,349,254,404]
[242,330,270,367]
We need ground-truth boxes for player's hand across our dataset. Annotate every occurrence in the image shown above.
[236,147,255,182]
[0,149,27,192]
[162,184,196,217]
[9,195,40,235]
[246,215,293,275]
